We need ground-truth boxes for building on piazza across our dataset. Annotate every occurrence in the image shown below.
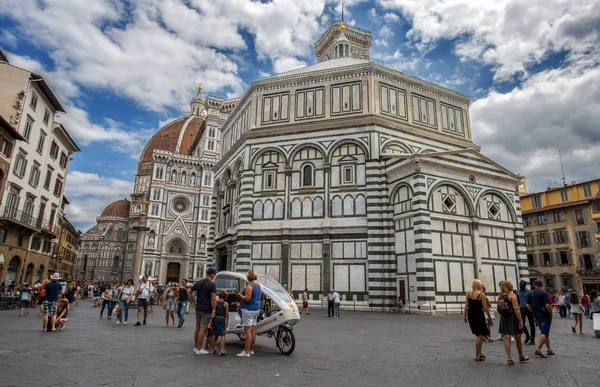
[209,21,528,313]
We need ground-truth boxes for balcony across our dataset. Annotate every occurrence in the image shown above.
[40,219,59,236]
[0,206,38,232]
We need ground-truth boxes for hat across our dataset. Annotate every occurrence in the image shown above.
[206,267,217,275]
[50,273,61,281]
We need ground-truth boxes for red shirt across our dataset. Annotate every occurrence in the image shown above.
[582,295,590,306]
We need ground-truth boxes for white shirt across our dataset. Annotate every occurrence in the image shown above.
[138,282,154,299]
[558,295,566,306]
[333,292,341,303]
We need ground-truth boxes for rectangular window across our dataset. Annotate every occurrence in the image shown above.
[342,165,354,185]
[36,133,46,154]
[538,233,550,245]
[13,151,27,177]
[262,93,290,123]
[560,251,569,265]
[440,103,464,135]
[0,138,13,158]
[411,93,436,127]
[331,83,361,115]
[207,140,215,151]
[525,234,535,246]
[583,184,593,198]
[532,196,542,208]
[543,252,552,266]
[44,167,53,189]
[582,254,594,270]
[43,109,51,125]
[527,254,535,266]
[49,141,59,159]
[24,116,33,141]
[577,231,591,248]
[53,176,63,197]
[554,230,568,244]
[553,211,565,222]
[209,127,216,138]
[379,83,407,120]
[59,152,68,169]
[28,163,41,188]
[30,92,38,110]
[575,210,585,225]
[536,215,547,225]
[593,201,600,213]
[201,209,208,221]
[560,189,569,202]
[264,171,275,190]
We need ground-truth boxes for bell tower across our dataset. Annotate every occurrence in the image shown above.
[187,83,207,118]
[314,21,372,63]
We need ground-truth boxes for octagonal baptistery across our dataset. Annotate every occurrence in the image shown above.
[209,21,527,315]
[76,199,132,282]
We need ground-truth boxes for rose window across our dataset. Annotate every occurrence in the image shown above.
[171,197,190,214]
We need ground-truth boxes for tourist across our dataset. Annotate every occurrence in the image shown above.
[117,279,134,325]
[581,292,590,317]
[162,283,178,328]
[32,280,40,309]
[464,279,492,361]
[235,269,261,358]
[301,288,310,315]
[570,292,584,334]
[177,279,189,328]
[19,283,32,316]
[557,292,567,318]
[497,281,527,365]
[134,275,154,326]
[42,273,63,332]
[38,279,48,316]
[56,298,69,331]
[188,267,217,355]
[516,280,535,345]
[481,286,495,342]
[93,284,101,307]
[327,289,335,317]
[393,297,403,313]
[213,290,230,356]
[87,283,94,301]
[532,280,555,357]
[564,288,572,318]
[589,290,600,319]
[332,289,341,318]
[100,283,114,320]
[66,282,77,310]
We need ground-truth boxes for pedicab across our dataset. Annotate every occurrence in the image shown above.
[214,271,300,355]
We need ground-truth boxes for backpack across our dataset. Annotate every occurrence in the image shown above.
[497,294,513,316]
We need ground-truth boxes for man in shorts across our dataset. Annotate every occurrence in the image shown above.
[188,267,217,355]
[532,280,555,358]
[42,273,63,332]
[134,275,154,326]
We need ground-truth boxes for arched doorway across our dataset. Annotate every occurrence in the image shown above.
[166,262,180,283]
[25,263,34,284]
[36,265,45,282]
[6,256,20,284]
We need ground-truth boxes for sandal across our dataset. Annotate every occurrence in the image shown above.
[507,360,515,366]
[534,351,547,358]
[475,357,485,361]
[519,356,529,362]
[546,350,556,356]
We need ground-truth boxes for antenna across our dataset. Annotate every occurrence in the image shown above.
[557,149,567,186]
[342,1,344,23]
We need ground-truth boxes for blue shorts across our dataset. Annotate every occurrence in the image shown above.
[211,317,226,336]
[536,317,552,337]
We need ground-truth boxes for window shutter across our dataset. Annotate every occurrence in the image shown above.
[572,211,577,225]
[567,250,573,265]
[592,255,598,269]
[555,252,560,265]
[586,232,592,247]
[578,255,584,270]
[576,233,581,248]
[583,209,589,224]
[536,235,540,245]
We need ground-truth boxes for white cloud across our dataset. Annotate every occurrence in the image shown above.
[379,0,600,81]
[384,13,400,23]
[64,171,133,231]
[273,57,308,74]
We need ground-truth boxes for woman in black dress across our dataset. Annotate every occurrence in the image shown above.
[497,281,528,365]
[464,279,493,361]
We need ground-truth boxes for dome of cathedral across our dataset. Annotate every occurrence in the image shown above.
[100,199,131,218]
[139,116,205,163]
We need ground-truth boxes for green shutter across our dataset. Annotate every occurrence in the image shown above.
[578,255,584,270]
[555,252,560,266]
[583,209,589,224]
[567,250,573,265]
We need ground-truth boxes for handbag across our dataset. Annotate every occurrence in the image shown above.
[113,304,120,315]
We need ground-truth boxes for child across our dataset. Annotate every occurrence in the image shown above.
[212,290,230,356]
[56,298,69,331]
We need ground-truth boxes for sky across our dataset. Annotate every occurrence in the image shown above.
[1,0,599,232]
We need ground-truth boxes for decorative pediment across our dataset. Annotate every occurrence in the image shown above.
[337,155,358,163]
[262,161,279,169]
[164,217,191,240]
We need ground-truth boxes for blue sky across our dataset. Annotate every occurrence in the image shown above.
[1,0,599,231]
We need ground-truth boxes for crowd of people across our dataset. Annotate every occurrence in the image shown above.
[464,279,600,365]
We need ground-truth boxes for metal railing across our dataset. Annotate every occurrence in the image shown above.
[0,206,37,229]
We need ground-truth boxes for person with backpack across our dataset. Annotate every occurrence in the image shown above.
[497,281,528,366]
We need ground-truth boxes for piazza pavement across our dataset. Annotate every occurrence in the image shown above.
[0,301,599,386]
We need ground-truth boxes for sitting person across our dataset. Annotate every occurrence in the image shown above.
[393,297,404,313]
[56,298,69,331]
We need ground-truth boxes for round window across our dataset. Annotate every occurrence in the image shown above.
[171,197,190,215]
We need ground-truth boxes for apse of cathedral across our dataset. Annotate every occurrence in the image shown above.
[77,21,526,314]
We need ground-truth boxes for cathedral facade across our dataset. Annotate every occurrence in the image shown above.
[77,21,527,314]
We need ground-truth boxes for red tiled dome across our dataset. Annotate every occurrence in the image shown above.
[139,116,205,163]
[100,199,131,218]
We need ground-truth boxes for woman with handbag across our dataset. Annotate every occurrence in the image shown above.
[497,281,528,366]
[100,283,114,320]
[117,279,135,325]
[162,283,178,328]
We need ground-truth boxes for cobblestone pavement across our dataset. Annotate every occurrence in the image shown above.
[0,302,599,386]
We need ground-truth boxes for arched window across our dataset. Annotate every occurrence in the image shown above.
[264,200,274,219]
[147,231,156,247]
[343,195,354,216]
[155,167,161,179]
[190,173,196,186]
[302,198,312,217]
[274,199,284,219]
[355,195,366,215]
[181,171,186,184]
[199,235,206,250]
[112,256,119,271]
[291,198,302,218]
[171,170,178,183]
[196,264,203,278]
[332,196,342,216]
[144,262,153,277]
[253,201,263,219]
[302,164,313,187]
[313,197,324,217]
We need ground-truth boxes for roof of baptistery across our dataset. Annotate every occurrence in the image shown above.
[139,115,205,163]
[100,199,131,218]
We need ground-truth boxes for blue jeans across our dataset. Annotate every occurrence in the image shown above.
[334,303,340,318]
[100,300,113,317]
[117,300,129,322]
[177,301,188,322]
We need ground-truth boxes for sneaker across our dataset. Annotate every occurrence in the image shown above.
[219,350,227,356]
[124,321,128,325]
[511,337,515,342]
[196,349,209,355]
[527,339,535,345]
[134,322,141,326]
[143,320,146,325]
[494,335,503,340]
[249,350,254,356]
[116,321,120,325]
[237,351,250,358]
